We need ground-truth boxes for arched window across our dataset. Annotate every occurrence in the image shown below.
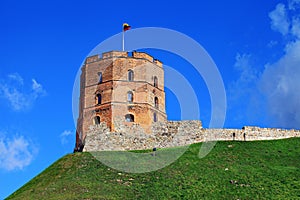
[153,112,157,122]
[127,91,133,102]
[98,72,102,83]
[128,70,134,81]
[97,94,102,104]
[154,76,158,88]
[154,97,159,109]
[93,116,100,125]
[125,114,134,122]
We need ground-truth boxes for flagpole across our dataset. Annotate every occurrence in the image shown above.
[122,23,131,51]
[122,29,125,51]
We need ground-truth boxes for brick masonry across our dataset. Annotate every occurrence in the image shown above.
[76,51,167,149]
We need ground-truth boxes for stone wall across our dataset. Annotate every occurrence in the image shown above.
[83,120,300,152]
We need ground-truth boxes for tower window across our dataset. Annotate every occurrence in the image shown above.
[93,116,100,125]
[128,70,134,81]
[127,91,133,102]
[125,114,134,122]
[96,94,102,104]
[154,76,158,88]
[98,72,102,83]
[153,112,157,122]
[154,97,159,109]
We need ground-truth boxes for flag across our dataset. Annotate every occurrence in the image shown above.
[123,23,131,32]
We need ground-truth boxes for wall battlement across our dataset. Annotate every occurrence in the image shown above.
[84,51,163,67]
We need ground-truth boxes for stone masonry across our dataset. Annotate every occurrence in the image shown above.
[83,120,300,151]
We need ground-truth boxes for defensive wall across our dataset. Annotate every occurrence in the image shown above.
[83,120,300,151]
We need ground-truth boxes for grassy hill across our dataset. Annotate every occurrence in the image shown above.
[7,138,300,200]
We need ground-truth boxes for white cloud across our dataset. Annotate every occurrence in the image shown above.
[0,73,46,111]
[267,40,278,48]
[0,135,37,171]
[269,1,300,38]
[259,40,300,128]
[227,54,263,124]
[257,2,300,128]
[269,3,290,35]
[291,18,300,38]
[288,0,300,10]
[0,85,29,110]
[32,79,42,92]
[228,1,300,129]
[31,79,46,98]
[228,53,259,103]
[60,130,74,145]
[233,53,259,85]
[7,73,24,85]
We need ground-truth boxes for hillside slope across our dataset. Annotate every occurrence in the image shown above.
[7,138,300,199]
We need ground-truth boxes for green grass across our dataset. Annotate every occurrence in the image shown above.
[7,138,300,200]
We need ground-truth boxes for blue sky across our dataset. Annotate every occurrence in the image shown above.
[1,0,300,198]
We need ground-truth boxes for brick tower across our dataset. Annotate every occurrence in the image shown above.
[75,51,167,150]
